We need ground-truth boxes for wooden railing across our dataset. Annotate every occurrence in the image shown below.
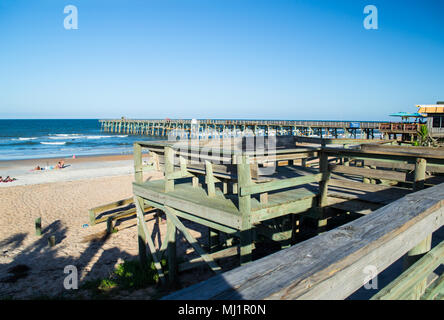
[379,122,421,133]
[324,144,444,190]
[163,182,444,300]
[100,119,383,129]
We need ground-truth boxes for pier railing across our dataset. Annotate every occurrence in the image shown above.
[99,119,382,138]
[379,122,421,133]
[163,182,444,300]
[100,118,382,128]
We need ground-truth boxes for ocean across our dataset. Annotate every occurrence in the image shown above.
[0,119,162,160]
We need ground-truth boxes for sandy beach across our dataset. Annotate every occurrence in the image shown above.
[0,154,137,187]
[0,154,216,299]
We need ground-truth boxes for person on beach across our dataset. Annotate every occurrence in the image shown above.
[2,176,17,183]
[56,160,65,169]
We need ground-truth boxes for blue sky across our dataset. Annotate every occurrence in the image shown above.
[0,0,443,120]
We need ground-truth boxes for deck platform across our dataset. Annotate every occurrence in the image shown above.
[130,136,444,285]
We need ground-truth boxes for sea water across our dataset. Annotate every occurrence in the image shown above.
[0,119,163,160]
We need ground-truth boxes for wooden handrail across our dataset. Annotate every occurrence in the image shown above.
[240,173,323,196]
[162,183,444,300]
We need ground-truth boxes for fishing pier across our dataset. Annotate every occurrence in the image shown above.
[99,119,382,139]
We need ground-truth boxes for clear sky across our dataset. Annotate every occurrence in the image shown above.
[0,0,443,120]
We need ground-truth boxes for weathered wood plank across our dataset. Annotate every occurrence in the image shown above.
[327,196,382,215]
[360,144,444,158]
[240,173,323,196]
[134,143,143,184]
[89,197,133,215]
[372,241,444,300]
[329,164,408,182]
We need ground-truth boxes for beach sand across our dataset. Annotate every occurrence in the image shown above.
[0,154,137,187]
[0,155,216,299]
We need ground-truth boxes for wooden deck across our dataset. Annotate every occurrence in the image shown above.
[130,136,443,289]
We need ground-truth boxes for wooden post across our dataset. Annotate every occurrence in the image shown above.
[35,217,42,236]
[106,217,114,234]
[205,160,216,197]
[88,209,96,225]
[167,214,177,284]
[164,146,175,192]
[403,235,432,298]
[260,192,268,204]
[363,165,371,184]
[48,235,56,247]
[291,214,300,244]
[413,158,426,191]
[135,196,149,269]
[317,151,330,233]
[134,143,143,184]
[208,228,220,253]
[222,181,228,194]
[370,165,377,184]
[232,182,238,194]
[192,176,199,188]
[237,155,253,265]
[405,157,429,298]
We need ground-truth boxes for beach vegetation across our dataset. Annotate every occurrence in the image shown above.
[80,258,168,298]
[414,125,438,147]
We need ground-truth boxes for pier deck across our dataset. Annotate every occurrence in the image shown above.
[100,118,383,139]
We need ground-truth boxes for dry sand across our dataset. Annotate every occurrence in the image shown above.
[0,154,137,187]
[0,155,215,299]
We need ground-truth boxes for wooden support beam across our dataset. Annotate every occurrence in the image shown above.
[205,160,216,197]
[164,147,175,192]
[106,217,114,234]
[164,206,222,274]
[413,158,427,191]
[167,214,177,284]
[317,151,330,232]
[35,217,42,236]
[237,155,253,265]
[134,196,166,284]
[134,143,143,184]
